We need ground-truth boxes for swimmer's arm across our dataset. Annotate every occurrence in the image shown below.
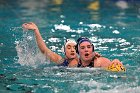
[22,22,62,63]
[94,57,123,68]
[94,52,101,58]
[33,27,62,63]
[94,57,111,68]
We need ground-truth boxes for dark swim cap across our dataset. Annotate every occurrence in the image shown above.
[75,37,94,54]
[77,37,92,45]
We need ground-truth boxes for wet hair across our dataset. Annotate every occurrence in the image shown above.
[75,37,94,54]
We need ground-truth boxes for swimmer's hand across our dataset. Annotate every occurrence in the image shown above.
[111,59,123,67]
[94,52,101,58]
[22,22,38,31]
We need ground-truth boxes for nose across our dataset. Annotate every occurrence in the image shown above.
[71,47,75,52]
[85,47,88,52]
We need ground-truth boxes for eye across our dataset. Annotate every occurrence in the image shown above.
[80,46,85,49]
[87,45,92,48]
[67,45,71,49]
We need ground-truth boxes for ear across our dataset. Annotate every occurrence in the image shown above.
[92,44,94,52]
[75,44,79,54]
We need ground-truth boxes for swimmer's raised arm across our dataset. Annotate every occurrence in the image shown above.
[22,22,62,63]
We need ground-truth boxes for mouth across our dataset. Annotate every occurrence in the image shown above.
[85,53,89,57]
[71,53,75,56]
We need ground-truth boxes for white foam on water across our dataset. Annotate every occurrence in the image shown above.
[0,43,4,47]
[112,30,120,34]
[88,24,102,29]
[66,67,101,72]
[48,37,61,43]
[54,24,78,33]
[84,86,140,93]
[77,29,84,33]
[54,24,71,31]
[116,1,128,10]
[15,31,47,68]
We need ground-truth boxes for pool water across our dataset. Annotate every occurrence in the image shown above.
[0,0,140,93]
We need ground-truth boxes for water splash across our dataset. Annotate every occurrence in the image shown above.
[15,30,47,68]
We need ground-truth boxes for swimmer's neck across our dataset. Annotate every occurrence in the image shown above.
[80,59,92,67]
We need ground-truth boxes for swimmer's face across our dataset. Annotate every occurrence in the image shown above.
[65,43,77,59]
[78,41,93,62]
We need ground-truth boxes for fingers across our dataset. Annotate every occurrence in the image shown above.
[22,22,38,31]
[28,22,34,24]
[94,52,101,58]
[22,23,29,29]
[22,23,27,28]
[22,23,31,31]
[112,59,123,67]
[22,22,32,27]
[22,22,34,26]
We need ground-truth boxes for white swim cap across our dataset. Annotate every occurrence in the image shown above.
[62,39,76,53]
[64,39,76,48]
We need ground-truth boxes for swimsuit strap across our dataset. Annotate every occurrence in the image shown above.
[58,58,69,67]
[77,59,83,67]
[58,58,74,67]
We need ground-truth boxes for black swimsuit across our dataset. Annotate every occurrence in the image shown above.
[77,59,94,67]
[58,58,95,67]
[58,59,69,67]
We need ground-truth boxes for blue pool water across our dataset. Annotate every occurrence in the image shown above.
[0,0,140,93]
